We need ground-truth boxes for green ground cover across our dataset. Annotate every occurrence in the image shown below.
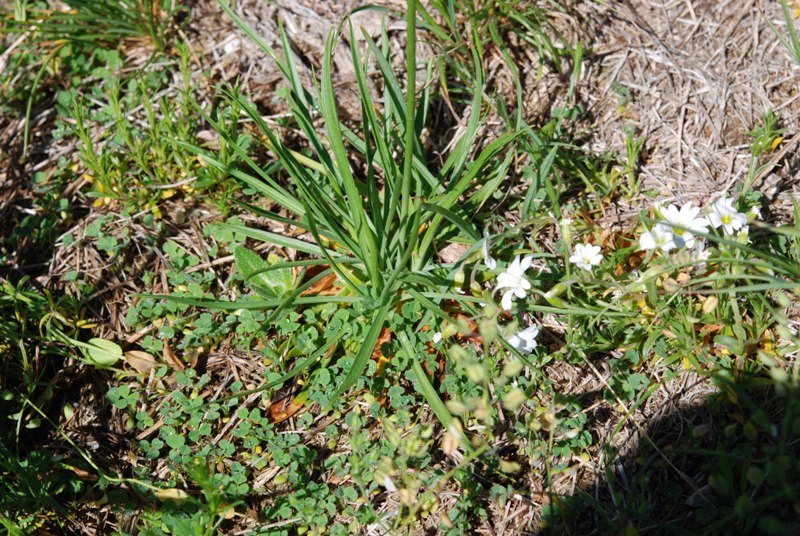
[1,0,799,534]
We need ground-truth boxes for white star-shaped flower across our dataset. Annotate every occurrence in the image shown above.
[569,243,603,271]
[639,224,676,252]
[495,255,533,310]
[658,202,709,248]
[507,324,539,354]
[708,197,747,236]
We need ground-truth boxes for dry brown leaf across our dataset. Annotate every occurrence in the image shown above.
[185,346,204,369]
[64,464,96,480]
[154,488,191,502]
[616,250,645,275]
[162,341,185,371]
[268,394,307,424]
[702,296,719,314]
[123,350,158,374]
[371,326,392,376]
[300,271,340,296]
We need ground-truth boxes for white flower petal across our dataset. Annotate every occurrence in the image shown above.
[507,324,539,354]
[639,231,657,250]
[501,290,514,311]
[570,243,603,270]
[495,273,517,289]
[657,201,710,248]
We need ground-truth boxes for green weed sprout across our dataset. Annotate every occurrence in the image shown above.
[767,1,800,65]
[2,0,180,156]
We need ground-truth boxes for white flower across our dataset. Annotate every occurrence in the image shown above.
[750,206,762,220]
[560,217,573,226]
[693,241,710,261]
[482,235,496,270]
[708,197,747,235]
[432,332,442,344]
[692,241,711,270]
[495,255,533,310]
[507,324,539,354]
[639,224,676,252]
[658,202,709,248]
[569,243,603,271]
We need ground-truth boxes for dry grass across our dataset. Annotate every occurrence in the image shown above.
[584,0,799,213]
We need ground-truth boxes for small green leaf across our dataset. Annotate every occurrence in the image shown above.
[165,433,186,450]
[81,338,122,367]
[234,246,293,298]
[25,418,42,429]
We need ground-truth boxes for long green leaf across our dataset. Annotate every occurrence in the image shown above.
[418,130,521,262]
[146,294,360,310]
[216,223,339,258]
[400,332,454,432]
[437,48,483,180]
[421,202,480,241]
[319,29,379,288]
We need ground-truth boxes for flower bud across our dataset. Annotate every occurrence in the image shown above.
[559,217,574,247]
[545,282,570,308]
[453,268,465,288]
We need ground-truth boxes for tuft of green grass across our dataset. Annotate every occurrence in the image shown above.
[768,0,800,65]
[62,43,242,212]
[167,0,522,419]
[1,0,183,156]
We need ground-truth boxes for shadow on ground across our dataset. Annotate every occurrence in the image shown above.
[541,374,800,536]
